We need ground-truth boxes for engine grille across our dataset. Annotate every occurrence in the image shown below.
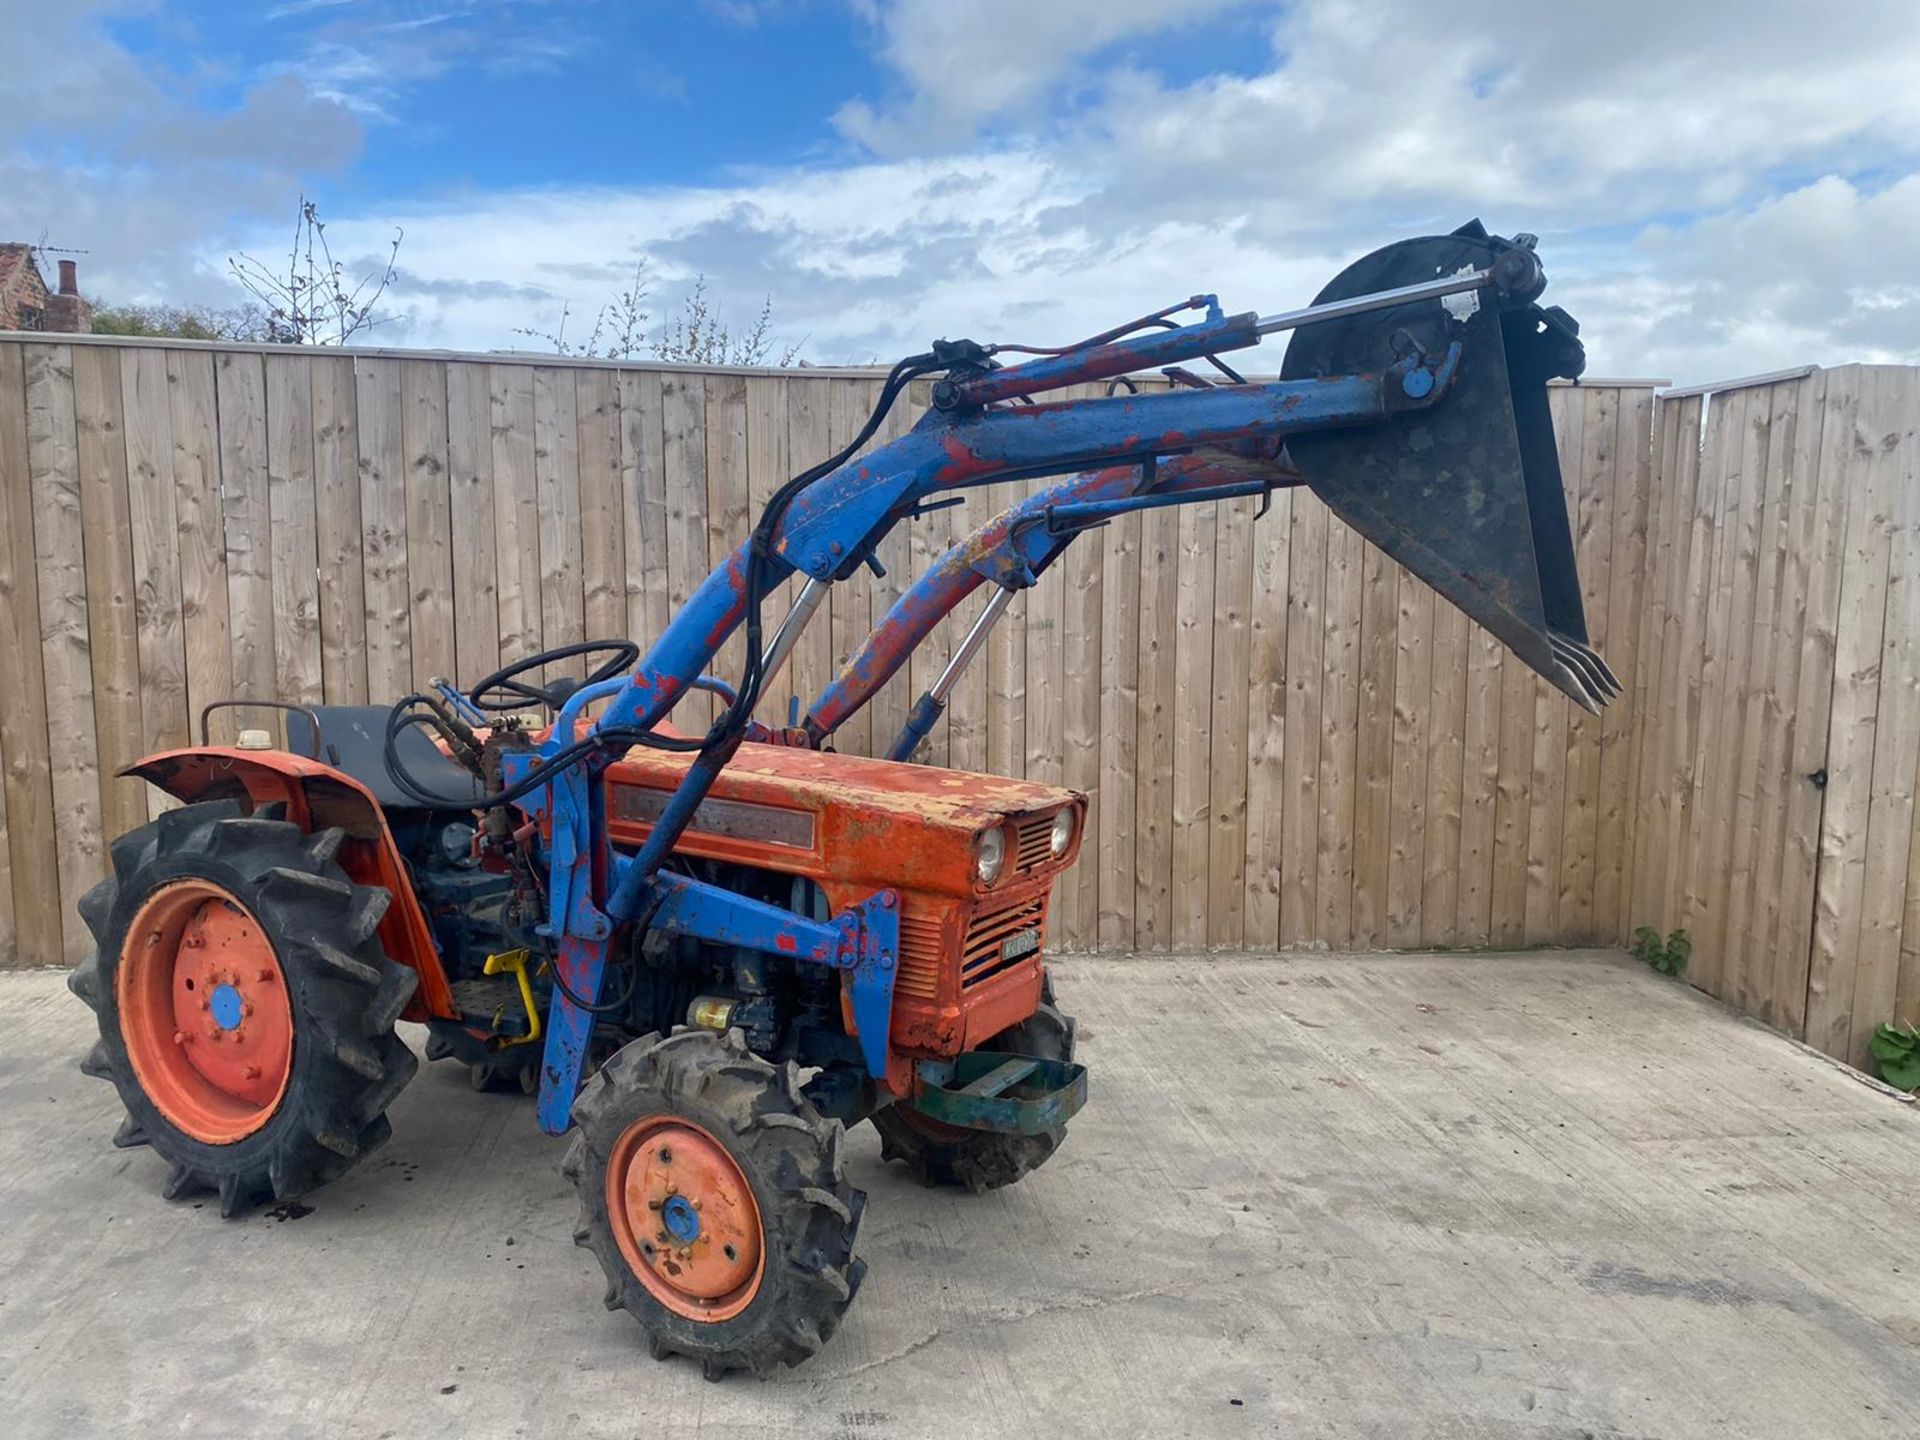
[895,904,944,1001]
[960,893,1047,990]
[1014,813,1056,872]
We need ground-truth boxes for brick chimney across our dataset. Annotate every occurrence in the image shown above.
[43,258,92,333]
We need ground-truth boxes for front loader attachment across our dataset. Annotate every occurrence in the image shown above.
[1280,222,1617,712]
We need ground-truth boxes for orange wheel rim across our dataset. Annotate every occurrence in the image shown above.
[116,881,294,1144]
[605,1117,764,1322]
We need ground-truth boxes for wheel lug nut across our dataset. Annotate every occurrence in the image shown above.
[173,1030,189,1046]
[243,1065,261,1080]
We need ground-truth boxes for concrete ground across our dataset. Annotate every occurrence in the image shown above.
[3,950,1918,1440]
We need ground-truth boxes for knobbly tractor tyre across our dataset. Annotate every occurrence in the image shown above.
[565,1028,866,1380]
[68,799,419,1217]
[871,996,1077,1193]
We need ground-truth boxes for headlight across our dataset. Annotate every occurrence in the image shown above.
[1049,808,1076,858]
[974,826,1006,886]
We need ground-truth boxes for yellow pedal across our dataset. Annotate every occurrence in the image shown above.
[483,949,541,1044]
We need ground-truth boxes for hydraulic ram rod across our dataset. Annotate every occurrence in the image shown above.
[753,576,827,715]
[1253,268,1492,337]
[883,587,1013,762]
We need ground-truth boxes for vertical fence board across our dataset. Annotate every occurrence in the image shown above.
[1557,385,1616,942]
[1206,496,1254,948]
[402,360,455,693]
[166,351,232,744]
[72,346,145,839]
[0,344,62,965]
[1242,488,1292,951]
[1316,517,1363,947]
[1133,504,1179,950]
[1806,369,1893,1058]
[618,370,669,650]
[489,366,541,672]
[576,369,627,650]
[1422,599,1468,946]
[1456,624,1504,944]
[356,358,411,699]
[217,352,275,727]
[1278,494,1327,946]
[533,368,584,686]
[1169,501,1216,947]
[312,358,367,705]
[265,356,323,710]
[1598,388,1654,941]
[24,345,99,962]
[1386,568,1433,947]
[1724,383,1799,1013]
[119,348,188,804]
[1351,542,1397,947]
[446,362,501,687]
[1061,515,1104,948]
[1097,508,1143,949]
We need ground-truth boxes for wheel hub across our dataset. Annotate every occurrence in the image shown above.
[117,881,294,1144]
[605,1117,764,1322]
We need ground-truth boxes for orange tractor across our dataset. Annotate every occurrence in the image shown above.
[69,224,1608,1377]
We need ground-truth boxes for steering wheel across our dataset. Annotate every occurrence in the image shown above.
[468,640,642,713]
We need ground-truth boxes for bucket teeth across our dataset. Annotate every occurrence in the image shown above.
[1547,632,1618,713]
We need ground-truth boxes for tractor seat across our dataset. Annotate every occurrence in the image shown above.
[285,706,487,811]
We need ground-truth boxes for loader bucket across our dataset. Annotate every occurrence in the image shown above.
[1280,222,1618,712]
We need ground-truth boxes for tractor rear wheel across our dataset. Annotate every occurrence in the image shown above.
[871,997,1077,1193]
[565,1028,866,1380]
[68,800,418,1217]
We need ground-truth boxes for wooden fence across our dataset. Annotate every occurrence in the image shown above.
[0,335,1657,975]
[1624,365,1920,1069]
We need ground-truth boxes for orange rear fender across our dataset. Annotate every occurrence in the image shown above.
[120,747,454,1022]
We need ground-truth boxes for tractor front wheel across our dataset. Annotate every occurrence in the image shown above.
[871,997,1077,1193]
[565,1029,866,1380]
[68,800,419,1217]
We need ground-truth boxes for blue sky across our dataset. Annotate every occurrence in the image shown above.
[4,0,1919,382]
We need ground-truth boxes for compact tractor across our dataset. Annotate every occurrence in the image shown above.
[69,224,1611,1378]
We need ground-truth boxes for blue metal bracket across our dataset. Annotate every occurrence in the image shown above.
[532,870,901,1134]
[647,873,901,1082]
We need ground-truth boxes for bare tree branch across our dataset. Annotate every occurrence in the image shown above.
[228,195,404,345]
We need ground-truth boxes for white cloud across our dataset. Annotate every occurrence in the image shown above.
[835,0,1258,152]
[0,0,362,304]
[285,0,1920,384]
[13,0,1920,385]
